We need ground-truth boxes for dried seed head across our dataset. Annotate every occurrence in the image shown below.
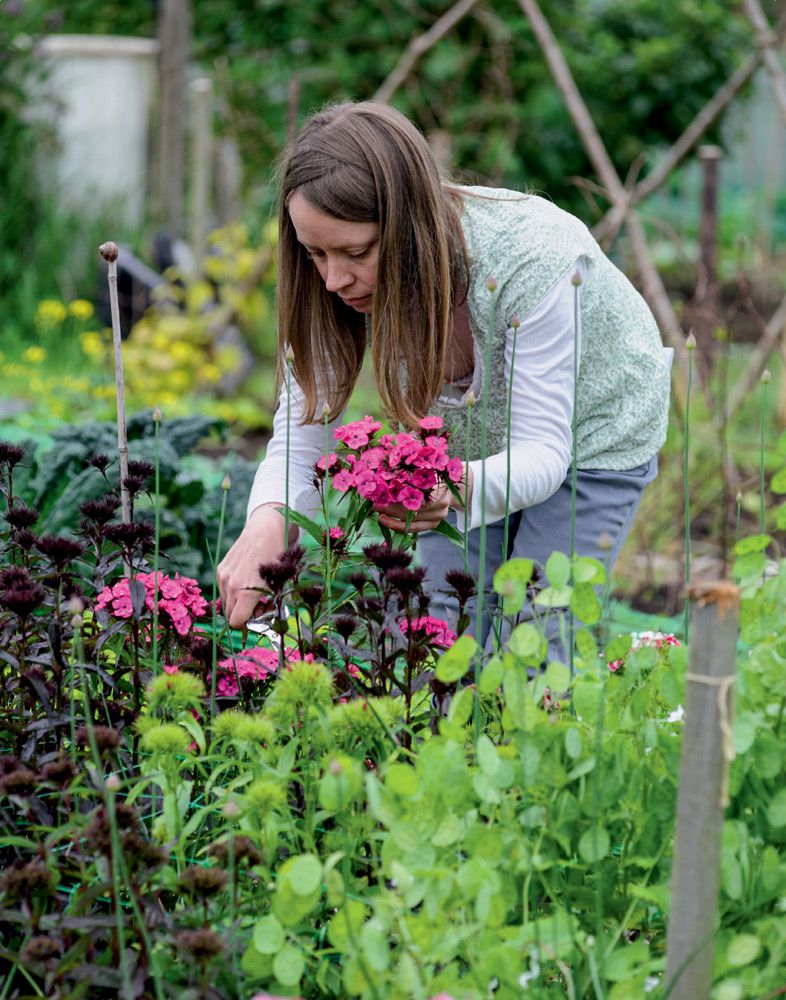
[175,928,224,961]
[99,241,119,263]
[178,864,229,897]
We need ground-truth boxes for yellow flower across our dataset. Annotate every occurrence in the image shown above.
[92,385,117,401]
[35,300,67,327]
[169,340,197,365]
[169,369,192,392]
[198,363,221,384]
[22,346,46,364]
[80,331,105,358]
[68,299,94,321]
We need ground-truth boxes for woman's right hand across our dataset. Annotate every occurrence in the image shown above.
[216,505,297,629]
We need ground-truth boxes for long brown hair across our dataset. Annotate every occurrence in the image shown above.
[277,101,468,427]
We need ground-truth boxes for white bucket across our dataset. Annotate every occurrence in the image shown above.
[32,34,159,226]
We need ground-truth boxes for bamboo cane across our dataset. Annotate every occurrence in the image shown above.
[99,241,131,537]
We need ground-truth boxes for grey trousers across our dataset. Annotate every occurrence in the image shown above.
[415,455,659,655]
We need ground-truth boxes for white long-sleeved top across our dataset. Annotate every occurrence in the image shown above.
[246,259,584,531]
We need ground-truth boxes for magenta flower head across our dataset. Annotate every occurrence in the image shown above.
[418,415,443,433]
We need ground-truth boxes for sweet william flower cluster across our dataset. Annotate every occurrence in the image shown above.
[95,571,208,636]
[318,415,464,512]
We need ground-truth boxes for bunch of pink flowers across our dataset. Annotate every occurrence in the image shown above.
[95,571,208,636]
[317,415,464,513]
[399,615,457,649]
[608,630,681,674]
[216,645,314,698]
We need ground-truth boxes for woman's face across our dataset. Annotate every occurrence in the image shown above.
[288,190,379,314]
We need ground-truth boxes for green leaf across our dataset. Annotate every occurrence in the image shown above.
[733,533,771,555]
[432,517,464,546]
[534,585,572,608]
[573,556,606,585]
[767,788,786,827]
[565,727,583,759]
[575,628,598,664]
[493,559,534,615]
[604,940,649,981]
[273,944,305,986]
[770,466,786,493]
[726,934,761,967]
[509,622,546,663]
[476,735,499,776]
[447,685,474,727]
[605,634,632,662]
[385,763,419,797]
[570,582,602,625]
[578,826,610,862]
[435,633,478,682]
[573,680,602,723]
[285,508,324,543]
[288,854,322,896]
[546,551,571,588]
[543,661,570,692]
[360,921,390,972]
[734,551,765,582]
[241,942,273,977]
[776,502,786,531]
[253,915,285,954]
[479,654,504,694]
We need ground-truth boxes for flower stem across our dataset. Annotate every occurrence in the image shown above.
[209,482,230,724]
[503,318,520,561]
[463,399,474,573]
[759,372,769,536]
[285,350,293,547]
[569,275,580,679]
[152,410,161,675]
[475,280,498,739]
[683,336,695,644]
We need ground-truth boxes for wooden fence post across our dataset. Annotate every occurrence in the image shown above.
[664,581,740,1000]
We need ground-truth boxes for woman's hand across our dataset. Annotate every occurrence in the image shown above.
[216,505,298,628]
[375,467,473,533]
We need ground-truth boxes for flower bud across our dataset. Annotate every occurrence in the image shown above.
[466,391,476,408]
[223,800,240,819]
[321,403,331,420]
[509,314,520,330]
[106,773,121,792]
[761,368,771,384]
[736,490,743,505]
[686,332,697,351]
[329,758,343,776]
[221,473,232,491]
[571,271,583,287]
[285,344,295,365]
[152,407,162,423]
[596,531,614,552]
[486,276,497,293]
[99,241,119,263]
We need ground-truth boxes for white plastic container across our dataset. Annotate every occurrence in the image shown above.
[32,34,159,226]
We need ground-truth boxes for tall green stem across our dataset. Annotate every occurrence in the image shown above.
[152,409,161,674]
[474,279,498,740]
[683,334,696,644]
[502,317,520,561]
[463,396,474,573]
[569,275,581,678]
[284,347,294,548]
[322,407,332,629]
[209,479,230,724]
[759,370,770,536]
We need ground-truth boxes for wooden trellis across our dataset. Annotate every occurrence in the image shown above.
[373,0,786,419]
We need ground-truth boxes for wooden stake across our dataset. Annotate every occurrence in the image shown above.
[664,581,740,1000]
[99,242,131,531]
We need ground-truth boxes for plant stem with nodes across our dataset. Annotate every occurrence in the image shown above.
[569,272,581,679]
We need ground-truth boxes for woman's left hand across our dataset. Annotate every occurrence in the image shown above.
[374,468,473,533]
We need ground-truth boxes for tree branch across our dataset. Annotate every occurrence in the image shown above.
[373,0,480,104]
[740,0,786,123]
